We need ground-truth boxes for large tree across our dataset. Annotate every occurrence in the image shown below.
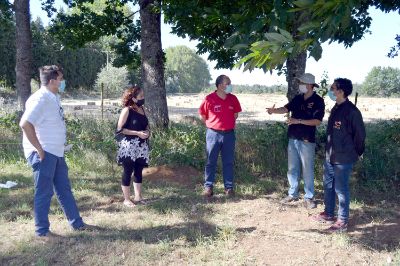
[240,0,400,90]
[162,1,321,100]
[43,0,169,127]
[0,2,16,87]
[139,0,168,127]
[14,0,32,110]
[163,0,399,100]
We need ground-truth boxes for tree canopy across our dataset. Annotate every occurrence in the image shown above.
[360,66,400,97]
[165,46,211,93]
[0,15,106,91]
[163,0,400,99]
[239,0,400,70]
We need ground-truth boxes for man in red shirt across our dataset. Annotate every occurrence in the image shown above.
[199,75,242,197]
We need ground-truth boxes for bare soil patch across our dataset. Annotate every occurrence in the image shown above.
[143,165,202,188]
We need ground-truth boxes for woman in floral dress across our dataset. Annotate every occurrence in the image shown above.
[116,86,150,207]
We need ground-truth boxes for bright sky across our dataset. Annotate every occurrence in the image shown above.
[31,1,400,86]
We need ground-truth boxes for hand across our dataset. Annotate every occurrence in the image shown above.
[137,131,149,139]
[266,104,276,115]
[64,144,73,152]
[286,118,301,125]
[37,148,45,161]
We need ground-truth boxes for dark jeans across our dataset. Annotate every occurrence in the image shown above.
[27,151,84,236]
[204,129,235,189]
[323,160,354,223]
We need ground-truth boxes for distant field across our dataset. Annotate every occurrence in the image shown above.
[61,93,400,123]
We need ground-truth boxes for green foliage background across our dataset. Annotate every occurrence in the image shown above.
[1,110,399,196]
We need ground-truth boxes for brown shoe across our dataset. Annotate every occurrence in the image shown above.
[224,188,234,197]
[203,187,213,197]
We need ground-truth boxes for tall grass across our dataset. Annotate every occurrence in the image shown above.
[1,111,399,196]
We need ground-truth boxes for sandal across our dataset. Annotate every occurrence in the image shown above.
[123,200,136,208]
[133,199,147,205]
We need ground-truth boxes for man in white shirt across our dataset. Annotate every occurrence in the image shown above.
[20,65,92,239]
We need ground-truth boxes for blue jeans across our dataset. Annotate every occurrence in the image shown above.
[323,160,353,223]
[27,151,84,236]
[287,138,316,199]
[204,129,235,189]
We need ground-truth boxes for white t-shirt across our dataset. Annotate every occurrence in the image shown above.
[20,87,66,158]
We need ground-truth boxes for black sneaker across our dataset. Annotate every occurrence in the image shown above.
[74,223,98,231]
[304,198,317,209]
[280,196,298,204]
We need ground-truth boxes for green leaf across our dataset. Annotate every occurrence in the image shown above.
[309,42,323,61]
[231,43,249,50]
[265,32,288,43]
[298,22,320,32]
[278,29,293,41]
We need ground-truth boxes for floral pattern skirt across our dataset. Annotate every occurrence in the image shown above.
[116,137,149,165]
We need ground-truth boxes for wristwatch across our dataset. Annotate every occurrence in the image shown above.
[298,119,302,124]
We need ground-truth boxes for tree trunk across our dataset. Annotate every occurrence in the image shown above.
[285,11,308,101]
[286,51,307,101]
[14,0,32,111]
[140,0,169,128]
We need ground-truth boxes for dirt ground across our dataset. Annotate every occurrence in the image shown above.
[133,165,400,265]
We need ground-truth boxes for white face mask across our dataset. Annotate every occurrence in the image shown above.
[299,84,308,93]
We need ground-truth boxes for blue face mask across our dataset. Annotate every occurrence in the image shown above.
[328,90,336,101]
[225,84,233,94]
[59,80,66,93]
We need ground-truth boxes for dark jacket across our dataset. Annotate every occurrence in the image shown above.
[326,99,366,164]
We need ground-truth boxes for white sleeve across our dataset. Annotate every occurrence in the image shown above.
[19,96,46,127]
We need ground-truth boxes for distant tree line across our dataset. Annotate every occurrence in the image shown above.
[0,16,106,91]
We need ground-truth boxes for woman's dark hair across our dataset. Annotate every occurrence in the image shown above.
[334,78,353,98]
[121,85,142,109]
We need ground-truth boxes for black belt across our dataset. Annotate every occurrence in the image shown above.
[209,128,234,134]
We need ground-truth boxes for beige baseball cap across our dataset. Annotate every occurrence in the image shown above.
[296,73,320,88]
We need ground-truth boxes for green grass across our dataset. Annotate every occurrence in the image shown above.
[1,114,400,265]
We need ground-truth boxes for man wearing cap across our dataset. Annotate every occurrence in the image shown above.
[267,73,325,209]
[199,74,242,197]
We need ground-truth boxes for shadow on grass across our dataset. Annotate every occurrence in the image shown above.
[297,205,400,252]
[0,173,33,221]
[0,219,219,265]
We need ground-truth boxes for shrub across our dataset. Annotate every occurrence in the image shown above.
[94,65,130,98]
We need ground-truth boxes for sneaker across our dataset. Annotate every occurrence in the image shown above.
[34,231,59,242]
[327,219,348,233]
[203,187,213,197]
[280,196,298,204]
[312,212,335,224]
[304,198,317,209]
[224,188,234,197]
[75,223,98,232]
